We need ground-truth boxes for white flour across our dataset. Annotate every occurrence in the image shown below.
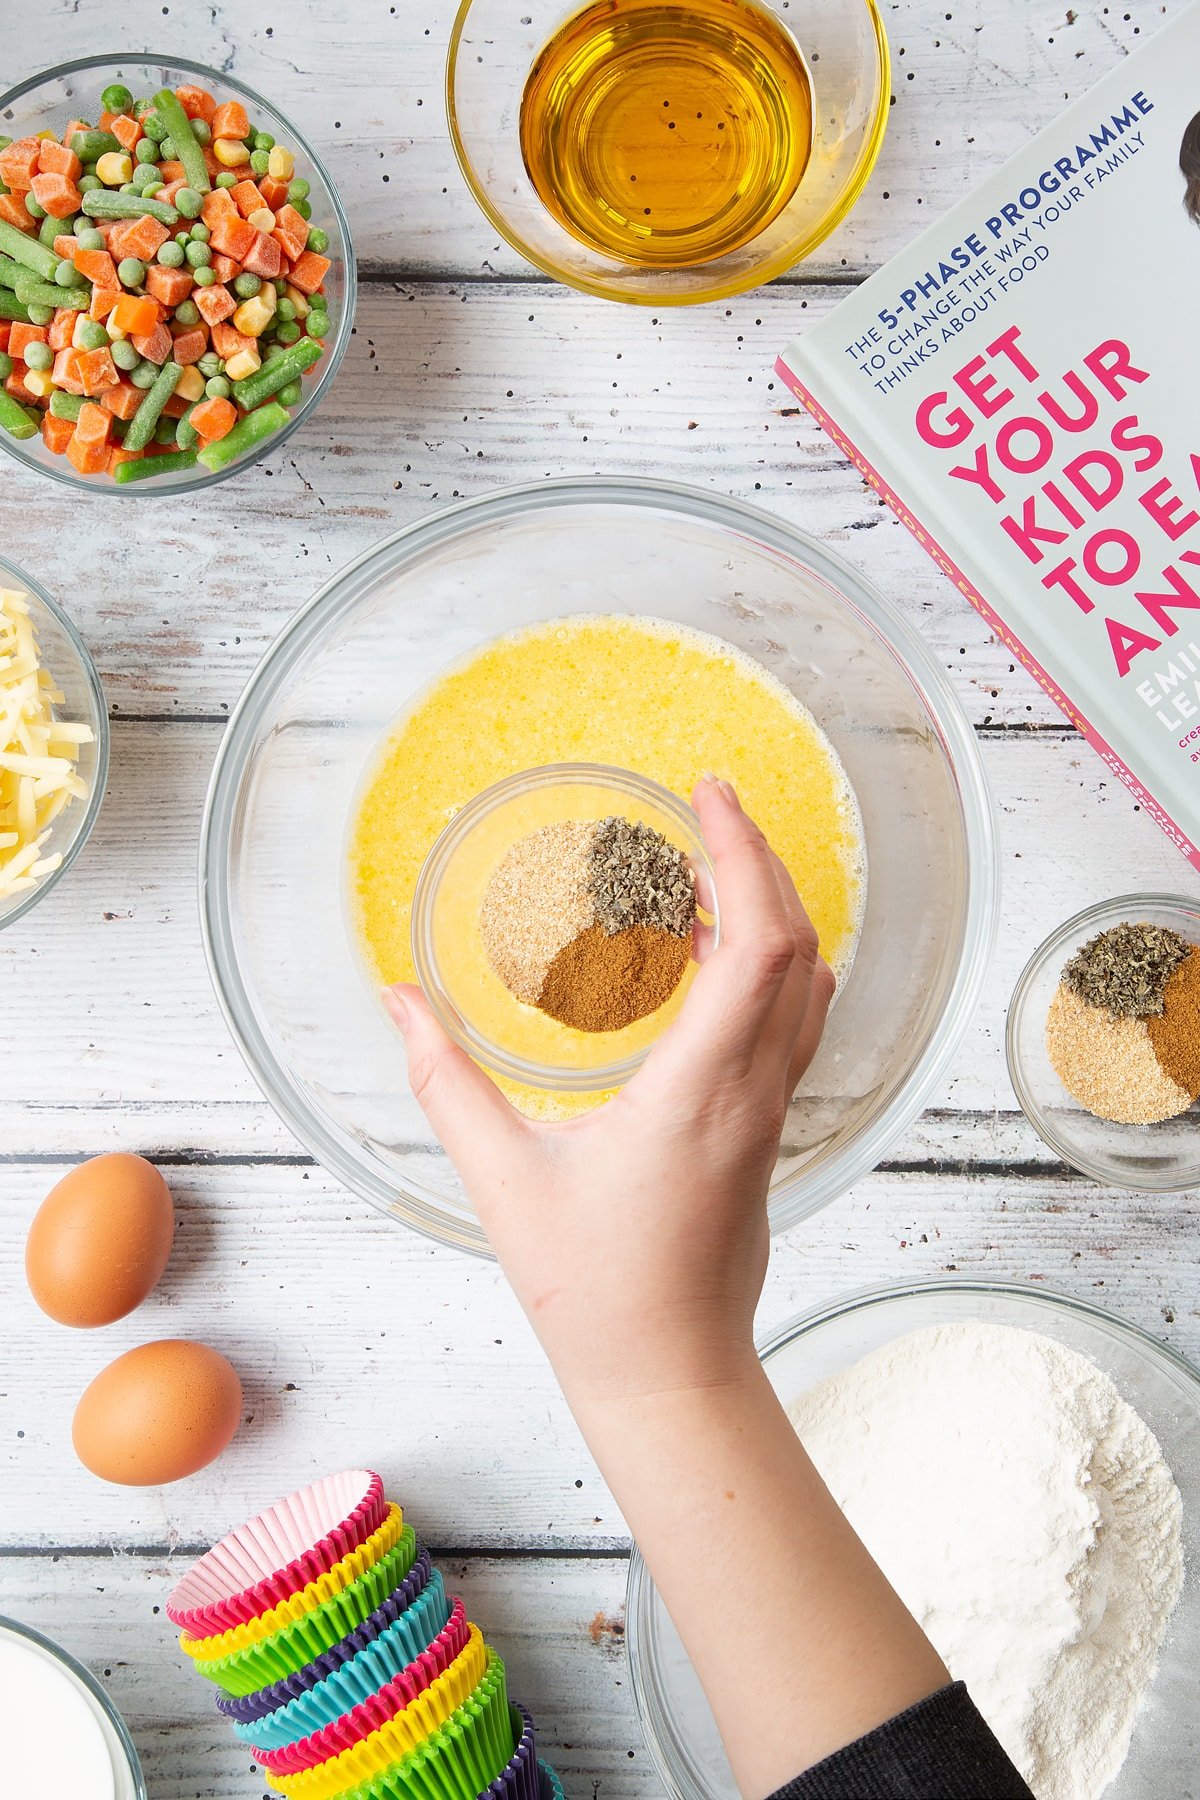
[786,1322,1184,1800]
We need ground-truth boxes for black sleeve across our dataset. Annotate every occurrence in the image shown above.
[765,1682,1035,1800]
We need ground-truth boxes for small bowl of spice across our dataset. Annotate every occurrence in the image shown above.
[410,764,717,1091]
[1007,894,1200,1191]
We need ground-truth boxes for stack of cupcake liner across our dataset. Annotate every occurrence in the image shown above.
[168,1470,563,1799]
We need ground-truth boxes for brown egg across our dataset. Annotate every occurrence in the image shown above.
[25,1153,174,1327]
[72,1340,242,1486]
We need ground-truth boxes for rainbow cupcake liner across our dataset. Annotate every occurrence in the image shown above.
[253,1599,471,1773]
[265,1629,492,1797]
[481,1705,539,1800]
[332,1654,514,1800]
[220,1552,438,1727]
[168,1472,388,1635]
[195,1529,418,1697]
[538,1765,564,1800]
[231,1571,452,1750]
[183,1507,405,1661]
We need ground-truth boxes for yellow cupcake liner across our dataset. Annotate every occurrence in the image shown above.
[339,1656,512,1800]
[190,1529,418,1697]
[265,1625,490,1799]
[182,1506,405,1661]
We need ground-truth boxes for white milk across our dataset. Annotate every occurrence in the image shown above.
[0,1621,142,1800]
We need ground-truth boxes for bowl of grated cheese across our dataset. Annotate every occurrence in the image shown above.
[0,558,108,930]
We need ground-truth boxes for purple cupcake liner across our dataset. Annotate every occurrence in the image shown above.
[484,1706,540,1800]
[217,1547,434,1725]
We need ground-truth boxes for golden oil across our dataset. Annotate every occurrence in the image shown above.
[519,0,814,269]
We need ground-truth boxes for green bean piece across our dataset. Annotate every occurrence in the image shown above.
[143,183,164,199]
[176,406,199,451]
[229,339,320,412]
[12,273,88,311]
[124,359,182,451]
[111,337,140,371]
[79,190,179,225]
[101,83,134,114]
[0,388,39,439]
[113,447,199,483]
[24,194,47,221]
[49,389,85,420]
[151,90,212,195]
[191,119,212,147]
[196,399,289,472]
[0,351,11,380]
[70,129,122,163]
[0,288,31,324]
[38,214,62,249]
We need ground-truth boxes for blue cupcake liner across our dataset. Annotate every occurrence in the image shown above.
[230,1571,452,1750]
[539,1763,565,1800]
[217,1548,435,1726]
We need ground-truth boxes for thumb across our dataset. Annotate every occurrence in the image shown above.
[383,983,529,1190]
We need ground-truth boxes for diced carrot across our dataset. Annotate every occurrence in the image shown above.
[231,179,265,218]
[271,205,309,263]
[210,253,241,282]
[61,120,91,147]
[132,320,173,365]
[98,109,117,131]
[53,234,79,259]
[75,346,119,394]
[109,215,170,263]
[175,84,216,124]
[157,161,187,185]
[89,285,121,321]
[193,282,236,326]
[161,393,189,419]
[101,379,144,421]
[211,100,250,142]
[258,176,289,210]
[0,137,41,191]
[5,370,36,405]
[38,139,83,181]
[211,321,255,360]
[72,247,118,287]
[144,263,195,308]
[170,325,208,365]
[202,145,222,180]
[0,194,35,233]
[107,444,144,475]
[65,431,109,475]
[209,213,257,262]
[41,411,76,455]
[9,322,49,360]
[74,400,112,445]
[30,171,82,220]
[111,293,160,337]
[189,395,237,442]
[110,114,143,153]
[48,309,77,351]
[201,187,238,229]
[51,346,85,394]
[0,322,9,351]
[241,231,282,280]
[286,250,331,295]
[156,179,191,207]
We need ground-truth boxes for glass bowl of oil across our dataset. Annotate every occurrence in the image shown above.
[446,0,890,305]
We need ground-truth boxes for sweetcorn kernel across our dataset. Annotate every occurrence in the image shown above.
[173,365,206,401]
[223,346,261,381]
[232,292,276,338]
[283,282,310,319]
[247,208,275,234]
[213,137,248,168]
[23,369,54,397]
[95,151,133,187]
[267,146,295,181]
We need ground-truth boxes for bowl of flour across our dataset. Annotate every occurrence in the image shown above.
[626,1278,1200,1800]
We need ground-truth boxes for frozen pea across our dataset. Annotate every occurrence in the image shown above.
[175,187,203,220]
[101,83,133,114]
[24,341,52,372]
[155,413,177,445]
[174,230,191,246]
[159,136,177,161]
[111,337,140,370]
[130,358,159,388]
[38,214,62,249]
[78,227,107,252]
[0,351,11,380]
[306,226,328,254]
[294,198,312,222]
[233,272,261,299]
[190,118,212,146]
[77,320,109,350]
[190,221,210,242]
[119,183,138,195]
[26,303,53,326]
[145,181,165,197]
[287,178,310,203]
[55,259,86,288]
[141,110,168,141]
[77,173,102,194]
[24,192,46,220]
[197,351,222,377]
[184,240,210,268]
[204,375,230,399]
[193,265,216,286]
[173,298,200,326]
[157,240,185,267]
[117,256,146,288]
[249,150,270,177]
[276,379,303,406]
[215,171,237,189]
[253,131,275,151]
[307,312,329,340]
[275,320,301,346]
[135,136,159,165]
[133,98,154,119]
[275,297,296,322]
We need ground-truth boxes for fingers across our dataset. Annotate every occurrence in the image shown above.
[384,983,530,1198]
[784,955,836,1099]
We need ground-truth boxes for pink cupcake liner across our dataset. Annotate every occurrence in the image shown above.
[168,1470,387,1634]
[252,1600,470,1774]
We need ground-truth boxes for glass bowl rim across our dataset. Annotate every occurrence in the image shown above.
[626,1271,1200,1798]
[410,760,720,1090]
[0,50,357,498]
[0,1613,148,1796]
[0,554,109,933]
[199,474,999,1253]
[444,0,891,307]
[1005,890,1200,1192]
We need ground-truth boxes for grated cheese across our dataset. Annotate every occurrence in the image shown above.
[0,588,95,904]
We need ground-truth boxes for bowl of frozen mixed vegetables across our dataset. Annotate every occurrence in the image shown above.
[0,55,355,491]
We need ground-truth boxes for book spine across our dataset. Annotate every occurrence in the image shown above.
[774,354,1200,874]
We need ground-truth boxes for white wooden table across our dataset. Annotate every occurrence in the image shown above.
[2,3,1197,1794]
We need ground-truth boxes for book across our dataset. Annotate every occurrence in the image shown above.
[777,1,1200,869]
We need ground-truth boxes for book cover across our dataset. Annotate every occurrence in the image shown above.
[777,1,1200,869]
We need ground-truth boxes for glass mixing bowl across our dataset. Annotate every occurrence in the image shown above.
[0,555,108,932]
[446,0,889,305]
[0,55,355,495]
[1007,894,1200,1192]
[0,1615,147,1800]
[627,1277,1200,1800]
[200,478,997,1256]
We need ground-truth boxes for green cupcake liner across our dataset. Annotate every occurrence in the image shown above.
[195,1528,418,1697]
[338,1652,513,1800]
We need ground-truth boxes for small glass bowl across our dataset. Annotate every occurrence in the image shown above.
[1007,894,1200,1193]
[0,1615,147,1799]
[0,555,108,932]
[0,54,355,494]
[409,764,717,1091]
[446,0,890,306]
